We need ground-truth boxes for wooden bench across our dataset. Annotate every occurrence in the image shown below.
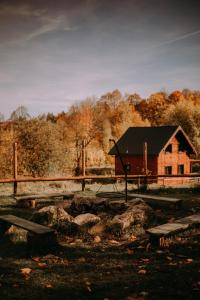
[176,214,200,225]
[0,214,56,248]
[146,214,200,246]
[15,192,74,208]
[128,193,182,208]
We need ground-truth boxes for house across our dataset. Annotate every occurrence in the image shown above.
[109,126,197,184]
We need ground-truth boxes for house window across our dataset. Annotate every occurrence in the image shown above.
[165,144,172,153]
[178,164,184,174]
[165,166,172,175]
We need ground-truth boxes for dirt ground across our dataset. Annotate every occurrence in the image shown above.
[0,188,199,300]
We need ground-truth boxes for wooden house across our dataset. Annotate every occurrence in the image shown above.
[109,126,197,183]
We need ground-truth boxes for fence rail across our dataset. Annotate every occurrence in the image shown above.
[0,173,199,195]
[0,173,199,184]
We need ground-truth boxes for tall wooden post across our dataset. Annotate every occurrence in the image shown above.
[143,142,148,190]
[82,139,86,176]
[81,140,86,191]
[13,142,18,195]
[143,142,148,175]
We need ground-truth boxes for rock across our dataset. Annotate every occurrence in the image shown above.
[53,220,80,236]
[70,195,110,214]
[107,211,135,234]
[106,202,154,237]
[128,198,145,207]
[31,206,73,226]
[127,202,155,225]
[70,195,96,213]
[91,198,109,213]
[74,213,101,227]
[94,235,101,243]
[88,222,106,236]
[107,200,128,213]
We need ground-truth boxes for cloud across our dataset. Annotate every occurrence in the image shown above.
[0,2,77,46]
[156,29,200,48]
[25,15,75,41]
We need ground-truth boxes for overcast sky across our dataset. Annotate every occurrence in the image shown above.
[0,0,200,118]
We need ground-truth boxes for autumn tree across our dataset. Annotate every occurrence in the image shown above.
[14,118,66,177]
[162,100,200,154]
[10,106,30,121]
[0,113,4,121]
[59,98,98,171]
[135,92,169,125]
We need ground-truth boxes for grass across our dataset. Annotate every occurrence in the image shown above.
[0,191,199,299]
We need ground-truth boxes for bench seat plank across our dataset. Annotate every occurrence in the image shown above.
[0,215,53,235]
[15,192,74,201]
[128,193,182,204]
[146,223,189,237]
[176,214,200,225]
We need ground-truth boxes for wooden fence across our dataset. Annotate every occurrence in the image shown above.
[0,173,199,195]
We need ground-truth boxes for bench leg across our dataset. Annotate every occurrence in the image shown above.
[149,235,160,247]
[30,200,36,208]
[0,221,11,238]
[27,232,57,254]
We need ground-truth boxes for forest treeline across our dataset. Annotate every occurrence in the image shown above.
[0,89,199,178]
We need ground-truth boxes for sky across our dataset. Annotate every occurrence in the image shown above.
[0,0,200,118]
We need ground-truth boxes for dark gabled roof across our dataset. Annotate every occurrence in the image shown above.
[109,126,196,156]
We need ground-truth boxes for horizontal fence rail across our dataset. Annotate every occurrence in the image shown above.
[0,173,199,184]
[0,174,199,195]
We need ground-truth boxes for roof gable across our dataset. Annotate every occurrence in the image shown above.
[109,126,196,156]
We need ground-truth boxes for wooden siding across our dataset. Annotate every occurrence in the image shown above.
[115,155,157,175]
[158,136,190,175]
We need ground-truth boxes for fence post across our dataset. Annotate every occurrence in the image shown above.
[82,140,86,191]
[13,142,18,195]
[137,176,140,190]
[143,142,148,190]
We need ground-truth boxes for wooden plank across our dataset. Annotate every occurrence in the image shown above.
[0,215,54,235]
[176,214,200,225]
[146,223,189,237]
[128,193,182,204]
[15,192,74,201]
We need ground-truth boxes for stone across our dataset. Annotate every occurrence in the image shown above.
[70,195,96,213]
[127,202,155,226]
[94,235,101,243]
[74,213,101,227]
[107,200,128,213]
[128,198,145,207]
[106,202,154,237]
[53,220,80,236]
[88,222,106,236]
[31,206,73,226]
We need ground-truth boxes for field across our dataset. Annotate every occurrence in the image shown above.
[0,187,199,300]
